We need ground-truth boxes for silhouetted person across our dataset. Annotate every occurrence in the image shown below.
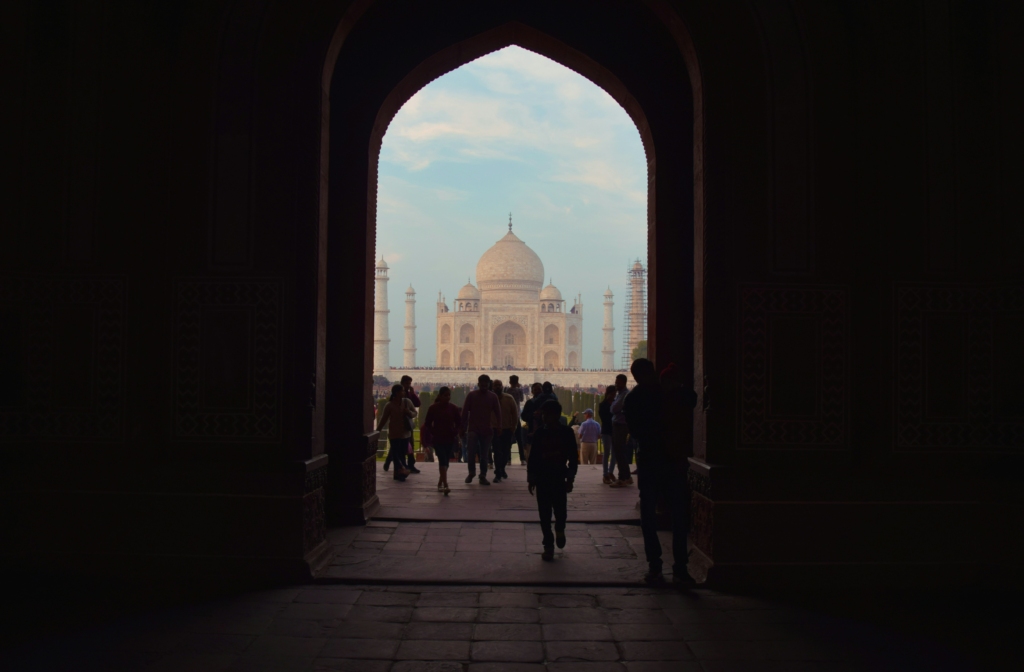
[599,385,617,483]
[400,375,422,473]
[460,374,501,485]
[492,379,519,482]
[422,386,461,495]
[609,373,633,487]
[528,400,579,561]
[519,382,545,462]
[507,375,525,460]
[624,358,698,587]
[578,408,602,464]
[376,384,415,482]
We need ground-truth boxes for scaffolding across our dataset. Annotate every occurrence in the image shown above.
[621,259,648,369]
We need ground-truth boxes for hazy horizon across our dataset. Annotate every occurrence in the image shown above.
[375,46,647,369]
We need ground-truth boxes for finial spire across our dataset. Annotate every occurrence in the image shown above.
[508,212,513,232]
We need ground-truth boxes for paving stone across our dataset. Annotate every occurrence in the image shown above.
[295,589,362,604]
[229,653,318,671]
[618,641,693,660]
[420,542,458,552]
[319,638,400,659]
[346,605,414,623]
[472,640,545,663]
[685,640,773,660]
[367,520,400,527]
[243,634,328,658]
[425,528,461,537]
[383,542,423,552]
[597,595,661,609]
[546,641,621,662]
[405,622,474,640]
[480,607,541,623]
[357,533,393,542]
[351,541,386,550]
[542,624,612,641]
[468,664,545,672]
[540,608,607,624]
[540,594,597,608]
[605,610,671,625]
[313,660,392,671]
[473,623,542,640]
[279,603,353,620]
[417,592,480,607]
[396,640,471,660]
[662,608,735,625]
[608,624,682,641]
[391,662,465,672]
[330,621,404,639]
[545,663,627,672]
[412,607,479,622]
[622,663,704,672]
[357,592,420,606]
[265,618,339,638]
[479,592,539,608]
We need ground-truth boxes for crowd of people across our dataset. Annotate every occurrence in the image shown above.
[374,362,699,586]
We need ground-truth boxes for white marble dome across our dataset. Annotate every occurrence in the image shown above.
[457,281,480,300]
[475,230,545,292]
[540,283,562,301]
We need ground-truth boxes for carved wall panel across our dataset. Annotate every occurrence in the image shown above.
[174,280,280,440]
[739,285,847,448]
[0,276,124,440]
[896,284,1024,451]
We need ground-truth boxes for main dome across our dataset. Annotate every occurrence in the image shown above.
[475,230,545,294]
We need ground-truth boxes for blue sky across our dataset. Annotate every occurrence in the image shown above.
[376,46,647,369]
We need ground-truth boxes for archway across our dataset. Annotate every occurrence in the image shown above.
[544,324,560,345]
[492,320,527,369]
[440,349,450,367]
[568,325,579,345]
[568,351,579,368]
[459,349,475,367]
[323,1,702,527]
[459,323,476,344]
[440,324,451,344]
[544,350,560,370]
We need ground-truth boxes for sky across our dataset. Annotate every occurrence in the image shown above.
[376,46,647,369]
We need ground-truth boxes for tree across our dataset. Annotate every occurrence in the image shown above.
[372,375,390,387]
[631,340,648,361]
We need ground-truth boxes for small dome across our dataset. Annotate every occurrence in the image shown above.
[632,260,644,271]
[376,257,389,269]
[457,282,480,300]
[540,283,562,301]
[604,287,614,298]
[406,284,415,294]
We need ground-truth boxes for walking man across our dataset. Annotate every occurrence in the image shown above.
[598,385,616,483]
[460,374,502,485]
[609,374,633,487]
[527,400,579,561]
[492,379,519,482]
[623,358,698,587]
[577,408,602,465]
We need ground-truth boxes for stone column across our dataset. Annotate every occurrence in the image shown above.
[403,285,416,368]
[373,257,390,375]
[602,288,615,369]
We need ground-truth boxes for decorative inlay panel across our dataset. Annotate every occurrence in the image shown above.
[174,279,280,440]
[739,285,847,448]
[0,276,124,440]
[490,315,529,326]
[896,284,1024,451]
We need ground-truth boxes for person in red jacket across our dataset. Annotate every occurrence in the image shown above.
[421,386,461,495]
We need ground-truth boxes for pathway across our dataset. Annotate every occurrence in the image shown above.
[374,460,640,523]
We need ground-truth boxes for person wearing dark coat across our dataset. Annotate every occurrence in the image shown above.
[623,358,699,587]
[527,399,579,561]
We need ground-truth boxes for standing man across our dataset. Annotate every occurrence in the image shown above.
[519,382,545,462]
[623,358,698,587]
[492,379,519,482]
[608,374,633,487]
[507,375,525,463]
[400,375,422,474]
[577,409,602,465]
[460,374,502,485]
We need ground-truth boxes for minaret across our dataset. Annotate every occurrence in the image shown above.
[373,257,390,375]
[602,287,615,369]
[403,285,416,368]
[627,260,647,358]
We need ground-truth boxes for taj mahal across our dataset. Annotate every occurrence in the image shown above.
[373,218,645,388]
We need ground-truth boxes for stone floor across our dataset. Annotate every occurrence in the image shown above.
[374,461,640,523]
[0,582,985,671]
[321,521,690,584]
